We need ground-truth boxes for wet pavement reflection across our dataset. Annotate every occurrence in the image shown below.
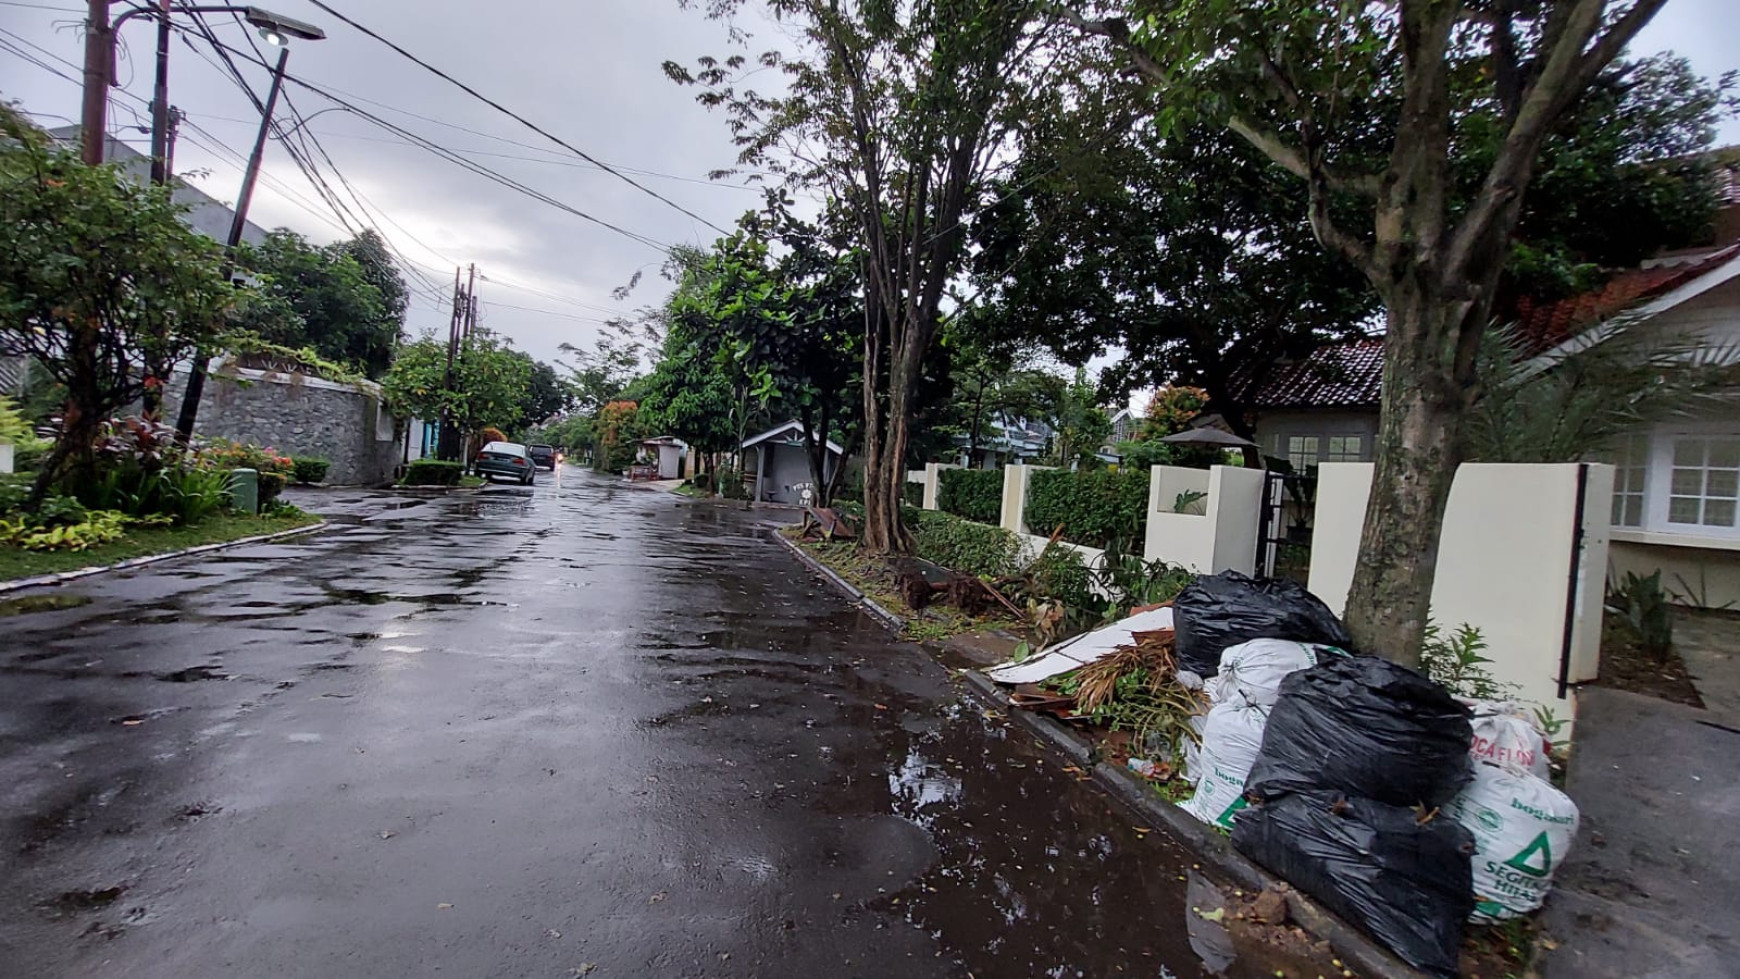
[1,469,1318,977]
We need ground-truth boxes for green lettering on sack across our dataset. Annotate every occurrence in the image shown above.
[1505,832,1553,878]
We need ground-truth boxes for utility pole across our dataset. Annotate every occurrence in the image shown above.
[173,46,293,439]
[79,0,111,164]
[435,262,462,459]
[146,0,172,183]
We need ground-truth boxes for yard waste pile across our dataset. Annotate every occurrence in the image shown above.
[1244,656,1474,808]
[1232,790,1476,977]
[1445,760,1580,922]
[1172,571,1354,677]
[1206,638,1339,707]
[1234,655,1479,975]
[1464,699,1552,779]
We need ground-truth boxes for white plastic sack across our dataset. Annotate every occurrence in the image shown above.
[1181,701,1269,829]
[1464,699,1552,779]
[1205,639,1333,707]
[1179,712,1210,786]
[1445,761,1580,922]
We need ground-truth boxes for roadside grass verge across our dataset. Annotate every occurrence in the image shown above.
[0,511,322,582]
[782,527,1019,642]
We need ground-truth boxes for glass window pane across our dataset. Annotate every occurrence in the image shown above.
[1623,497,1643,527]
[1710,440,1740,469]
[1344,437,1361,458]
[1669,497,1701,524]
[1708,470,1739,500]
[1674,439,1706,467]
[1672,469,1703,495]
[1705,499,1737,528]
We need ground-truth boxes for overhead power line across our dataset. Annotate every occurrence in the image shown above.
[296,0,731,236]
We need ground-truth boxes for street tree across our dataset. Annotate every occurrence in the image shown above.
[1078,0,1678,664]
[382,329,531,450]
[0,109,236,503]
[670,0,1044,553]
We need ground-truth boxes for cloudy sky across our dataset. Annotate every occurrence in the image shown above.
[2,0,1737,373]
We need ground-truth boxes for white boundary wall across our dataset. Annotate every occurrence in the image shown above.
[1143,465,1265,575]
[1308,463,1613,718]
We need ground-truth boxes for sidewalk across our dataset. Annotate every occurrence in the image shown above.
[1539,686,1740,978]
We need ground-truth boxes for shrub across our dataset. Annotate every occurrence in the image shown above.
[0,508,127,551]
[1607,570,1674,658]
[290,457,331,484]
[938,468,1003,524]
[901,479,922,507]
[403,459,464,486]
[1025,468,1151,549]
[258,471,287,508]
[199,437,293,476]
[475,427,507,454]
[1026,545,1096,610]
[907,507,1022,578]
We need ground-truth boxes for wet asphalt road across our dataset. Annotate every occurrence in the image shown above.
[1,469,1302,978]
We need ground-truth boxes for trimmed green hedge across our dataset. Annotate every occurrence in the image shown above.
[906,507,1021,578]
[290,457,330,485]
[403,459,464,486]
[1025,468,1151,550]
[938,467,1003,524]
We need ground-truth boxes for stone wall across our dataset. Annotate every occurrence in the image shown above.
[161,363,402,485]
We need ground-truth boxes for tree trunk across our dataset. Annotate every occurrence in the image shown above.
[30,397,100,508]
[1341,288,1478,666]
[861,319,920,556]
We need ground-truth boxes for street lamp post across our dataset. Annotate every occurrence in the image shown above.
[162,10,325,439]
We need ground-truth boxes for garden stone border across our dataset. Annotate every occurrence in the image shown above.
[768,525,1428,979]
[0,520,330,595]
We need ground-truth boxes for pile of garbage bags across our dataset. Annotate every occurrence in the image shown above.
[1172,571,1579,977]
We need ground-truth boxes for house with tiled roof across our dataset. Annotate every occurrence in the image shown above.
[1238,336,1386,471]
[1243,230,1740,606]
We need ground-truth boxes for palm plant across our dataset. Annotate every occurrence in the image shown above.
[1465,315,1740,464]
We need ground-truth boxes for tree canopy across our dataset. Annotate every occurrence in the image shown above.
[232,228,409,380]
[0,108,238,501]
[382,329,531,443]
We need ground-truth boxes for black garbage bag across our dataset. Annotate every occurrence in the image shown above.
[1172,570,1354,677]
[1232,791,1475,977]
[1245,655,1473,808]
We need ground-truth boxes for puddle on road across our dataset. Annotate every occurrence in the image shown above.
[0,594,93,618]
[156,666,230,683]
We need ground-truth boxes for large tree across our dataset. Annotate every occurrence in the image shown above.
[968,90,1377,436]
[233,229,408,379]
[1079,0,1676,664]
[671,0,1044,552]
[381,329,531,446]
[0,109,235,503]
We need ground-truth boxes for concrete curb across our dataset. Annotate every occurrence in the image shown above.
[957,671,1427,979]
[767,528,1426,979]
[0,520,330,596]
[768,530,907,634]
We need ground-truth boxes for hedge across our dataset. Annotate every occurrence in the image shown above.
[1025,468,1151,550]
[938,467,1003,524]
[906,507,1022,579]
[290,457,331,485]
[403,459,464,486]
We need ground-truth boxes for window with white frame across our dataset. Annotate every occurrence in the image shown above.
[1280,435,1319,470]
[1323,435,1364,463]
[1609,434,1649,528]
[1667,436,1740,529]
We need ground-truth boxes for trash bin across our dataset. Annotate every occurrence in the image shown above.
[229,467,259,514]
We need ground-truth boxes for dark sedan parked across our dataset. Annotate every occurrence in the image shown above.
[527,443,557,470]
[475,441,537,485]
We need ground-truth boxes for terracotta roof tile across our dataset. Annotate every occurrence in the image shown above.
[1511,244,1740,356]
[1241,337,1385,410]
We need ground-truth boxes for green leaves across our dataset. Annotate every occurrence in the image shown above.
[380,329,532,437]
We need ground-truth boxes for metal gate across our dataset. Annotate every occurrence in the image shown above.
[1257,469,1317,581]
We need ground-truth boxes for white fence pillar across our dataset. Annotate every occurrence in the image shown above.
[921,462,960,511]
[1307,462,1614,721]
[1144,465,1263,575]
[1001,464,1034,534]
